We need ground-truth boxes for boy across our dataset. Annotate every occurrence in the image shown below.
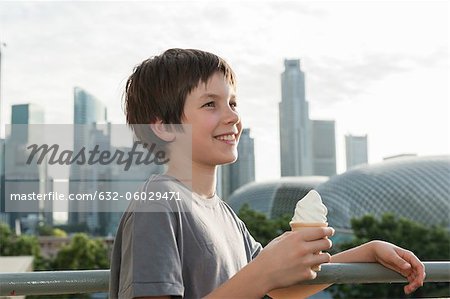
[110,48,425,299]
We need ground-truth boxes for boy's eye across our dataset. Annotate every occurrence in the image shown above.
[202,101,215,108]
[230,102,237,109]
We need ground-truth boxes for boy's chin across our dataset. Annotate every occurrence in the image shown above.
[217,156,238,165]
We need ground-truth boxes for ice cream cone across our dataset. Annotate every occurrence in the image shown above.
[290,222,328,229]
[268,191,329,299]
[290,221,328,271]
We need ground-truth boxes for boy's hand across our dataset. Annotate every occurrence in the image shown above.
[255,227,334,291]
[371,240,426,294]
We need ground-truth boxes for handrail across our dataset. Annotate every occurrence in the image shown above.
[0,269,108,296]
[0,262,449,296]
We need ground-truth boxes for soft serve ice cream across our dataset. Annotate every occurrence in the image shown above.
[268,190,330,298]
[290,190,328,226]
[290,190,328,272]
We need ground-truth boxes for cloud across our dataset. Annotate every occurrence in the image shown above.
[306,48,449,105]
[1,1,448,178]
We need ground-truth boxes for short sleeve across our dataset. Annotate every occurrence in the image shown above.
[242,222,263,260]
[220,201,263,261]
[117,205,184,298]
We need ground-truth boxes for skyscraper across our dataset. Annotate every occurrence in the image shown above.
[73,87,107,155]
[231,128,255,190]
[345,135,368,170]
[10,104,44,144]
[279,59,338,177]
[312,120,337,176]
[219,128,255,201]
[69,87,108,229]
[279,59,312,176]
[0,138,7,225]
[3,103,51,232]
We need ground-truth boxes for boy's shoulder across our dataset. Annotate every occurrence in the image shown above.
[125,174,192,214]
[144,174,192,199]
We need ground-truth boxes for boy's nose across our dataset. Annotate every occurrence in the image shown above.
[222,107,240,125]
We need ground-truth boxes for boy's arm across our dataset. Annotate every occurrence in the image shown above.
[136,238,424,299]
[269,240,426,299]
[330,240,425,294]
[134,227,332,299]
[205,227,334,298]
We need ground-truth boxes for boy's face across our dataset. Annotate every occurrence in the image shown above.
[181,71,242,168]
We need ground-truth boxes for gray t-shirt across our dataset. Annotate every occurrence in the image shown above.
[109,175,262,299]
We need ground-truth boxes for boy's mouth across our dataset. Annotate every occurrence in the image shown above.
[214,133,237,144]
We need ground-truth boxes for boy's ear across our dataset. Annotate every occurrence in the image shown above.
[149,120,176,142]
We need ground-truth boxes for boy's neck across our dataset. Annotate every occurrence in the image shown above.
[166,162,217,199]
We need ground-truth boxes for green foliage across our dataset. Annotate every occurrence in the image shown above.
[1,222,108,273]
[0,222,13,255]
[329,214,450,299]
[37,223,54,236]
[37,223,68,237]
[52,228,67,237]
[1,222,107,299]
[238,203,290,247]
[0,221,50,270]
[1,222,40,256]
[52,233,109,270]
[55,223,89,234]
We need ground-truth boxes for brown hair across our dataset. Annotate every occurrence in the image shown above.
[125,48,236,149]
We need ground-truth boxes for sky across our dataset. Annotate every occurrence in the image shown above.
[0,0,449,181]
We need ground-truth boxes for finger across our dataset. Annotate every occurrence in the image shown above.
[404,279,416,294]
[306,238,333,253]
[397,249,423,271]
[300,227,335,241]
[379,257,411,279]
[398,250,426,284]
[384,250,412,272]
[407,273,417,287]
[404,284,414,295]
[312,252,332,265]
[411,261,426,284]
[404,272,423,294]
[307,269,318,280]
[305,252,331,272]
[410,270,425,289]
[404,278,421,295]
[398,263,413,278]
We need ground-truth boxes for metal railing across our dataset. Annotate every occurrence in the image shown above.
[0,262,449,296]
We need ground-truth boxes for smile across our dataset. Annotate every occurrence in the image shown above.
[214,134,237,144]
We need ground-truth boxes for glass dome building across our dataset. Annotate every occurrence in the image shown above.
[317,155,449,229]
[228,176,328,218]
[228,156,450,231]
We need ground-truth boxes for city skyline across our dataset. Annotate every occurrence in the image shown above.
[1,1,448,180]
[279,59,337,177]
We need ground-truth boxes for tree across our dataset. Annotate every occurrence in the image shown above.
[238,204,290,247]
[37,223,68,237]
[1,222,108,298]
[52,228,67,237]
[52,233,109,270]
[37,223,54,236]
[1,221,40,257]
[0,221,50,270]
[329,214,450,298]
[0,222,13,255]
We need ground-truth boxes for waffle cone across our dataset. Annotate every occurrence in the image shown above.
[290,221,328,272]
[268,221,329,298]
[290,221,328,230]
